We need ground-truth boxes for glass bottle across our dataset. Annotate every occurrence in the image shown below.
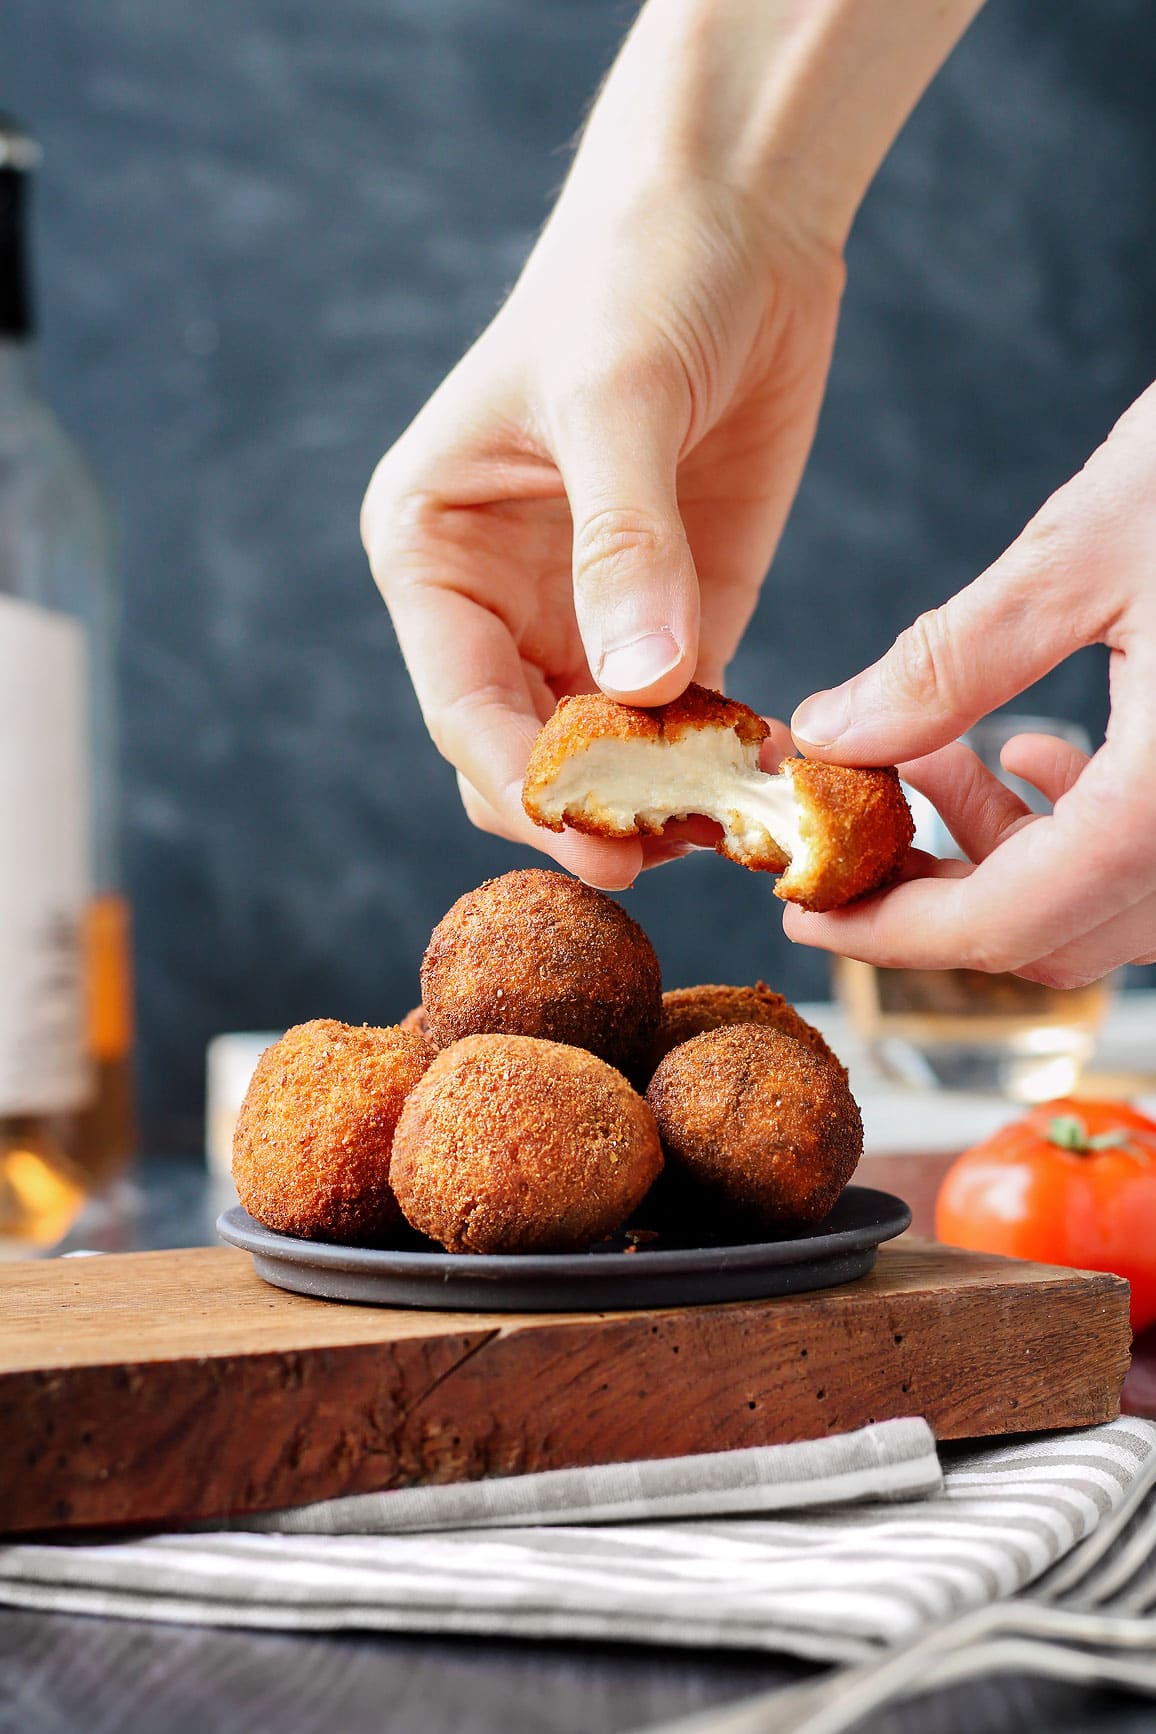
[0,116,133,1246]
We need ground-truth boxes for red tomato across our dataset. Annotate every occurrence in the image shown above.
[936,1098,1156,1331]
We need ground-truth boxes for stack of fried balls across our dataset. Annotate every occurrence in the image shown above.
[232,869,864,1256]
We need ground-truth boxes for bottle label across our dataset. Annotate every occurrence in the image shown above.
[0,594,91,1113]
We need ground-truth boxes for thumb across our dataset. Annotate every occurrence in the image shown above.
[791,476,1112,764]
[553,382,700,703]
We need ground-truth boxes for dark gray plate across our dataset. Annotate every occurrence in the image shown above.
[216,1186,911,1313]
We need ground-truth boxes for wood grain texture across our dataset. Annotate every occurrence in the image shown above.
[0,1240,1130,1534]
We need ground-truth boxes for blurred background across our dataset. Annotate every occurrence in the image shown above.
[2,0,1153,1151]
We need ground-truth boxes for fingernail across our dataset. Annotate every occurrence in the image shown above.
[644,844,695,868]
[580,875,630,893]
[792,687,851,747]
[596,629,681,695]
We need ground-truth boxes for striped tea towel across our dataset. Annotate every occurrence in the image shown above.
[1,1417,1153,1665]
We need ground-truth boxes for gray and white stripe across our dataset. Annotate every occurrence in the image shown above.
[0,1417,1152,1666]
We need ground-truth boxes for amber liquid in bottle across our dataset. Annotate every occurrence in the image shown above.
[0,119,133,1248]
[73,892,136,1182]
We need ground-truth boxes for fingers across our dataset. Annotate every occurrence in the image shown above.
[758,717,798,772]
[455,771,645,890]
[786,671,1156,980]
[782,742,1148,974]
[791,565,1099,763]
[897,732,1095,873]
[785,388,1156,975]
[998,732,1090,804]
[461,764,716,881]
[369,498,644,886]
[784,867,1154,990]
[900,743,1034,863]
[1014,894,1156,989]
[550,369,700,704]
[791,455,1128,767]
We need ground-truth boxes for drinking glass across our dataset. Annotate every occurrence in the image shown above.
[833,716,1116,1101]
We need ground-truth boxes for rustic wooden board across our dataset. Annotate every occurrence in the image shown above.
[0,1238,1130,1534]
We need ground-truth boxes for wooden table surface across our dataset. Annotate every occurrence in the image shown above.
[1,1152,1150,1734]
[4,1603,1154,1734]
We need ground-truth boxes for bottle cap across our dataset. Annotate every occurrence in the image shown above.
[0,114,39,338]
[0,116,41,173]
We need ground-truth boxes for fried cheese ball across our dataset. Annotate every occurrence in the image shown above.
[402,1003,434,1043]
[232,1018,434,1243]
[522,684,913,912]
[391,1034,663,1254]
[421,868,661,1076]
[650,982,846,1079]
[646,1025,863,1232]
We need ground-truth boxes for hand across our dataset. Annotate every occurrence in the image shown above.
[361,175,842,890]
[788,382,1156,986]
[361,0,983,889]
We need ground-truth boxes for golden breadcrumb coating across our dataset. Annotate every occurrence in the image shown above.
[232,1018,435,1243]
[646,1024,862,1232]
[651,983,846,1079]
[522,684,913,911]
[402,1003,434,1043]
[421,868,661,1076]
[391,1034,663,1254]
[776,759,913,912]
[526,685,767,784]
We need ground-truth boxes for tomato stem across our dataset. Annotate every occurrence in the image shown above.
[1047,1114,1131,1154]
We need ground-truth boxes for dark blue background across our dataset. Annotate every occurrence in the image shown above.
[3,1,1153,1145]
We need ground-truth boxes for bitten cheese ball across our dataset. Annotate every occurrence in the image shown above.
[420,868,661,1077]
[391,1034,663,1254]
[232,1018,433,1242]
[646,1025,862,1232]
[650,982,846,1079]
[522,684,913,911]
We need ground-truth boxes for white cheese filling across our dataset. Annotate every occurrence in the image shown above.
[542,730,809,866]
